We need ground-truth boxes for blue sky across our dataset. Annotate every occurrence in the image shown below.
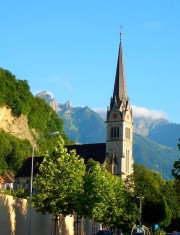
[1,1,180,123]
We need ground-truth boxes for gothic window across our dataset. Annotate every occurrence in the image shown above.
[111,127,113,138]
[111,126,121,139]
[114,127,116,138]
[117,127,119,138]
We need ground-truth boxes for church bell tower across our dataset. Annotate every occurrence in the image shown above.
[106,34,133,179]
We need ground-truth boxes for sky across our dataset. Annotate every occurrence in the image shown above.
[1,1,180,123]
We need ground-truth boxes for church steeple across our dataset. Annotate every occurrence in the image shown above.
[113,33,127,102]
[106,34,133,179]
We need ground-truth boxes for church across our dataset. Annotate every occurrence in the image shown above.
[68,33,134,179]
[15,34,134,187]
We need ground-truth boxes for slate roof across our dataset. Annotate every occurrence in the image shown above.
[67,143,106,164]
[15,156,44,178]
[15,143,106,178]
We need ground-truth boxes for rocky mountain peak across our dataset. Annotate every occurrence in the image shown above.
[36,91,61,113]
[65,101,72,108]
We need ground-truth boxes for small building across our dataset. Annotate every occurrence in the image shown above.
[14,143,107,192]
[0,172,15,191]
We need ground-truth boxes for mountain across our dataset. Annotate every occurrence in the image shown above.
[134,116,180,149]
[133,116,170,137]
[147,123,180,148]
[36,91,180,180]
[133,133,180,180]
[36,91,106,144]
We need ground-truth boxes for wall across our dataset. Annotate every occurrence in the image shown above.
[0,194,74,235]
[0,194,100,235]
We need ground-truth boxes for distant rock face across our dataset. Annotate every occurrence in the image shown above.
[36,91,61,113]
[133,117,169,137]
[0,106,37,145]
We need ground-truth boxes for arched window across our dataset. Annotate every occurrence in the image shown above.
[114,127,116,138]
[111,127,113,138]
[117,127,119,138]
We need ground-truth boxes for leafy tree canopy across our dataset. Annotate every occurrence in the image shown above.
[33,136,86,216]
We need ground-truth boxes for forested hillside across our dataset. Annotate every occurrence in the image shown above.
[0,68,70,174]
[148,123,180,148]
[133,133,180,179]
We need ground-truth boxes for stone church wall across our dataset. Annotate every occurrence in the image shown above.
[0,194,100,235]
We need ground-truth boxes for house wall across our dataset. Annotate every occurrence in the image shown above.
[0,194,100,235]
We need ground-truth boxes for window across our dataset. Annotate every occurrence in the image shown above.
[111,126,120,139]
[125,127,130,140]
[114,127,116,138]
[111,127,113,138]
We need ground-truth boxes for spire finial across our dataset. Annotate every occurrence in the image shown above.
[120,25,123,41]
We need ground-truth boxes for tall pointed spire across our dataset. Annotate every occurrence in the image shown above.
[106,34,133,179]
[113,32,127,101]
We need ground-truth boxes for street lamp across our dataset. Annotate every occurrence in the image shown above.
[137,196,144,226]
[28,131,59,235]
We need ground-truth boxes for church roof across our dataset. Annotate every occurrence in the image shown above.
[67,143,106,164]
[15,143,106,178]
[15,156,44,178]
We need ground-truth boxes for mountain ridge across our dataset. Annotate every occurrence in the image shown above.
[36,91,180,180]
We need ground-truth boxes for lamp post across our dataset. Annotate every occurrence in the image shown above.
[28,131,59,235]
[137,196,144,226]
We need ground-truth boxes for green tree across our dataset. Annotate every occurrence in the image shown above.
[142,192,171,227]
[169,139,180,230]
[172,138,180,179]
[33,136,86,217]
[81,162,135,229]
[0,130,31,174]
[172,159,180,180]
[162,180,180,231]
[125,164,171,228]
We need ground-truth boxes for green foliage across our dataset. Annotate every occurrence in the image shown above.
[172,158,180,180]
[28,97,62,133]
[0,131,31,174]
[142,193,171,227]
[162,180,180,230]
[33,136,86,216]
[134,133,180,180]
[125,164,173,229]
[0,67,69,173]
[168,139,180,231]
[59,105,106,144]
[81,161,136,229]
[12,188,29,198]
[0,68,33,116]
